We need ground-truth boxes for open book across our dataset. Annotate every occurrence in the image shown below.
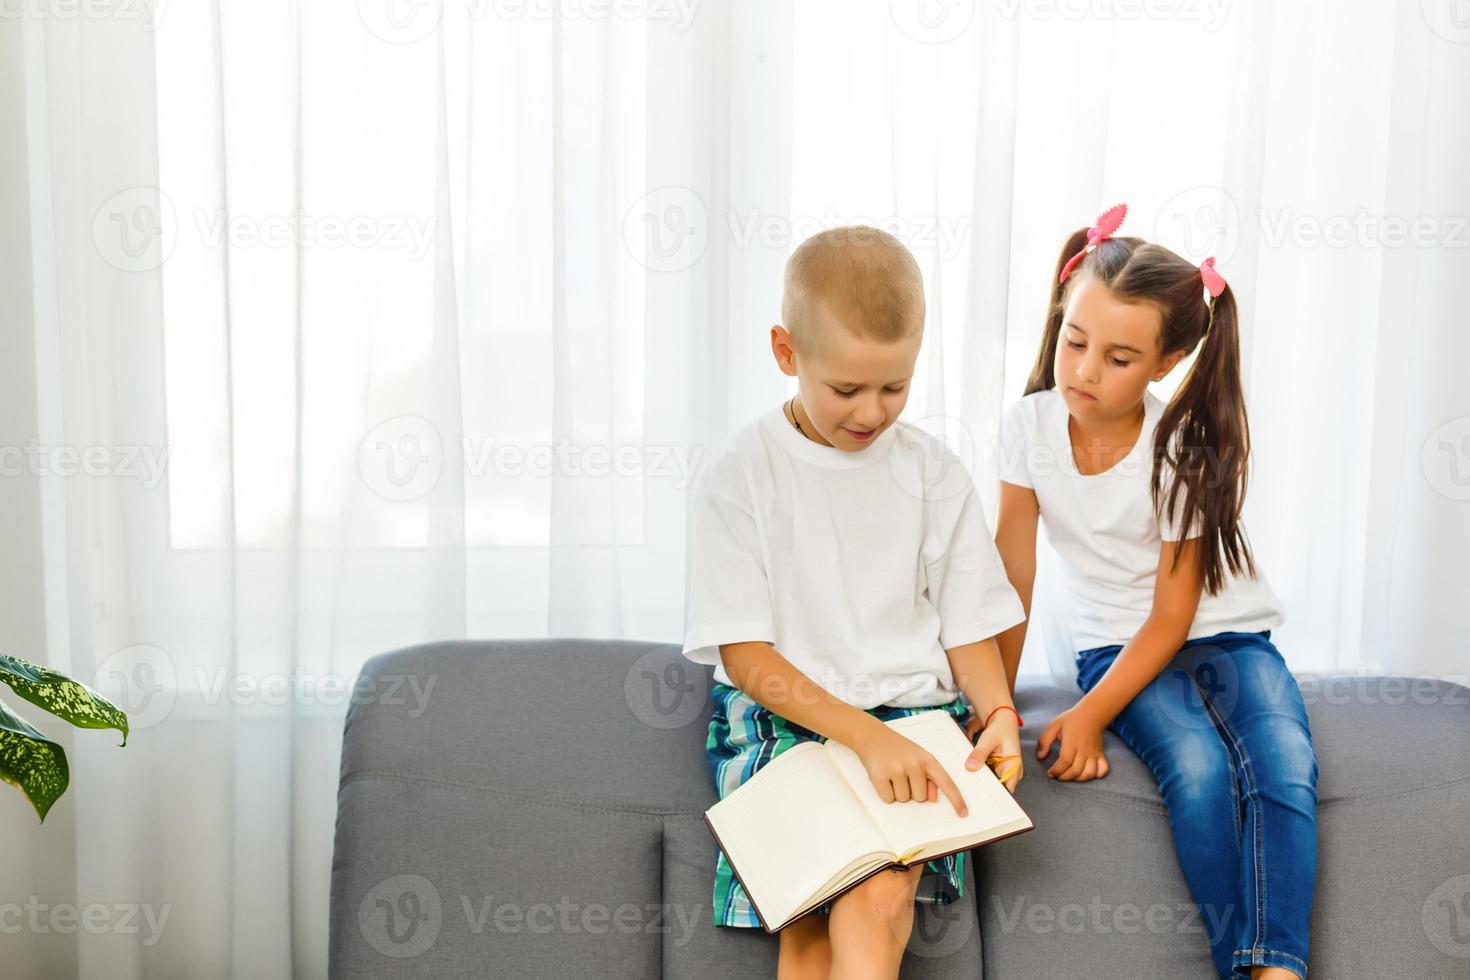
[704,709,1034,933]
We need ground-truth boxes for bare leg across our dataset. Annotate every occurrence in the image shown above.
[777,912,832,980]
[1251,968,1301,980]
[826,865,925,980]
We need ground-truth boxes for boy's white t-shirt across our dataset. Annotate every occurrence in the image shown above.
[997,387,1285,653]
[681,406,1026,710]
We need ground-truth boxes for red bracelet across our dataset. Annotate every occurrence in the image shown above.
[983,705,1024,729]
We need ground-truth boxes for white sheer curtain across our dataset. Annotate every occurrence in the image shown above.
[2,1,1465,975]
[998,1,1470,684]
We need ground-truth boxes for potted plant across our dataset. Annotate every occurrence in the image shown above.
[0,654,129,822]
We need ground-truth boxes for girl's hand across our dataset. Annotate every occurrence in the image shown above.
[1035,704,1110,781]
[964,712,1023,795]
[852,726,970,818]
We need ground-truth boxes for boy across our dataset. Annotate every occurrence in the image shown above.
[681,226,1026,980]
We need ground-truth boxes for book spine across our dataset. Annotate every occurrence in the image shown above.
[703,811,779,933]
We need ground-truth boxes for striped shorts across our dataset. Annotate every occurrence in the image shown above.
[705,680,974,929]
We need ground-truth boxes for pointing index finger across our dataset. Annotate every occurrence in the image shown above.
[926,757,969,818]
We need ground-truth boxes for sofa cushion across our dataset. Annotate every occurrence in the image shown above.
[975,676,1470,979]
[330,639,984,978]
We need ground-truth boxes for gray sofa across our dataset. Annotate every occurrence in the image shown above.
[329,638,1470,978]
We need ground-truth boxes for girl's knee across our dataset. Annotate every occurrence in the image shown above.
[1248,720,1318,800]
[1155,734,1235,807]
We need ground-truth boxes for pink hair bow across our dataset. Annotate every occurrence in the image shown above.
[1199,256,1227,300]
[1058,203,1128,285]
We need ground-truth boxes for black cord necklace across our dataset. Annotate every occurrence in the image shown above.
[784,397,807,437]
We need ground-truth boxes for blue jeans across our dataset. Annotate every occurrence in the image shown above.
[1076,630,1318,979]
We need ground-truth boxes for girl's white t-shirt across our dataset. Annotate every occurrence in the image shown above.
[997,388,1285,652]
[681,406,1026,710]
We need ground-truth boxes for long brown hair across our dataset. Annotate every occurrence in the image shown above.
[1023,228,1256,595]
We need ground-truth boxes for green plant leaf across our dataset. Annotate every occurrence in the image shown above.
[0,654,129,746]
[0,698,69,822]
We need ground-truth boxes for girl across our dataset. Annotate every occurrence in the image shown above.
[992,204,1318,980]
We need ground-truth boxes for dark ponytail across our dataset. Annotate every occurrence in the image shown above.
[1151,285,1256,594]
[1024,234,1257,595]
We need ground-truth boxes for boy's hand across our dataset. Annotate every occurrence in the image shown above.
[853,726,970,818]
[1035,704,1110,781]
[964,712,1023,794]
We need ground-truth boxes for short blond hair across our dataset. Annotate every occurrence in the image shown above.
[781,225,926,355]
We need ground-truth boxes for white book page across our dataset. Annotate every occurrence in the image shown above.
[823,711,1033,862]
[705,741,893,928]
